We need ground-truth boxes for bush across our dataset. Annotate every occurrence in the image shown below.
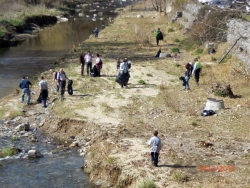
[172,48,179,53]
[168,28,174,32]
[172,171,188,182]
[138,80,146,85]
[195,49,203,55]
[174,38,180,42]
[136,179,156,188]
[0,147,19,157]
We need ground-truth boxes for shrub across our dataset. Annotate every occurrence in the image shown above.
[172,171,188,182]
[138,80,146,85]
[211,56,217,61]
[168,28,174,32]
[172,48,179,53]
[175,63,181,67]
[195,49,203,55]
[0,147,19,157]
[136,179,156,188]
[174,38,180,42]
[146,73,153,77]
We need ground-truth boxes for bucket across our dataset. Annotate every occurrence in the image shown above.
[204,98,225,111]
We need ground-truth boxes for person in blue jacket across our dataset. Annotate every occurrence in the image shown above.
[19,76,32,104]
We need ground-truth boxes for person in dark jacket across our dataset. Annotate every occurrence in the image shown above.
[19,76,32,104]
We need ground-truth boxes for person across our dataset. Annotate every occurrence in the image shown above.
[118,58,131,88]
[94,28,99,38]
[50,69,59,92]
[79,51,86,76]
[57,68,68,99]
[183,62,193,90]
[148,130,162,167]
[155,28,163,46]
[39,76,48,108]
[192,58,202,86]
[95,53,102,77]
[84,51,93,76]
[19,76,32,105]
[117,58,121,71]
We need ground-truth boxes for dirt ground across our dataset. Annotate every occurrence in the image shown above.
[1,2,250,188]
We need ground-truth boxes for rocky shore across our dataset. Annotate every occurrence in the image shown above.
[1,1,250,188]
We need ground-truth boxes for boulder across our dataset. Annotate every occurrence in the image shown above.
[159,53,171,58]
[28,150,43,158]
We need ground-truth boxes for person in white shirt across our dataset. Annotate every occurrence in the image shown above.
[38,76,48,108]
[84,51,93,76]
[95,53,102,77]
[148,130,162,167]
[57,68,68,99]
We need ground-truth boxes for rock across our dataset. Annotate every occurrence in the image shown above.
[15,123,29,131]
[159,53,171,58]
[28,150,43,158]
[137,15,144,18]
[78,13,84,17]
[69,142,79,147]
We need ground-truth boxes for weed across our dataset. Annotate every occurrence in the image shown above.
[138,80,146,85]
[136,179,156,188]
[174,38,180,42]
[10,137,19,142]
[191,121,199,126]
[195,49,203,55]
[175,63,181,67]
[214,90,228,97]
[168,28,174,32]
[211,56,217,61]
[172,171,188,182]
[0,147,18,157]
[7,19,24,26]
[172,48,180,53]
[107,157,115,164]
[146,73,153,77]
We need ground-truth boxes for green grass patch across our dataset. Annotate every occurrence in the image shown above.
[194,49,203,55]
[146,73,153,77]
[7,19,24,26]
[174,38,180,42]
[138,80,146,85]
[211,56,217,61]
[10,137,19,142]
[168,28,174,32]
[175,63,181,67]
[136,179,156,188]
[172,48,180,53]
[0,147,19,157]
[172,171,188,182]
[107,157,116,164]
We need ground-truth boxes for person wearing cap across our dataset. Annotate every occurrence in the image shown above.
[148,130,162,167]
[94,27,99,38]
[19,76,32,104]
[192,58,202,86]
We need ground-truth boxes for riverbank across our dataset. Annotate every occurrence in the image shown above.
[1,1,250,188]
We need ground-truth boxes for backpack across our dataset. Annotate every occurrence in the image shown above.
[99,59,103,69]
[201,110,215,116]
[158,31,163,40]
[54,72,59,80]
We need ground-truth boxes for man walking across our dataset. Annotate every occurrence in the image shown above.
[19,76,32,105]
[84,51,93,76]
[39,76,48,108]
[148,130,162,167]
[79,51,86,76]
[155,28,163,46]
[94,28,99,38]
[192,58,202,86]
[57,68,68,99]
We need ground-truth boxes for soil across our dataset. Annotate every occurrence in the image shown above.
[1,2,250,188]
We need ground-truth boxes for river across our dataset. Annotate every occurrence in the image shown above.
[0,1,132,187]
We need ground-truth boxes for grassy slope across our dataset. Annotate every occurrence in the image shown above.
[1,2,250,188]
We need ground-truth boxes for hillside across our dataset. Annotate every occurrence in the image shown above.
[1,1,250,188]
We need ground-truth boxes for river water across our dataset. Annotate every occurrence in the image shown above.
[0,1,133,187]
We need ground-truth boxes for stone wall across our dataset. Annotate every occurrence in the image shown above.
[227,19,250,66]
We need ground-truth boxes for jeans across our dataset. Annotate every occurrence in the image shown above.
[60,80,66,96]
[81,63,85,76]
[151,152,159,166]
[21,88,30,104]
[86,62,92,75]
[184,76,190,89]
[56,81,60,92]
[41,90,48,107]
[194,68,201,84]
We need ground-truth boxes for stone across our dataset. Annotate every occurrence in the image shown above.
[28,150,43,158]
[159,53,171,58]
[136,15,144,18]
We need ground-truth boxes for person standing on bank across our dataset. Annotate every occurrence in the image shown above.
[95,53,102,77]
[57,69,68,99]
[79,51,86,76]
[39,76,48,108]
[19,76,32,105]
[84,51,93,76]
[155,28,163,46]
[94,28,99,38]
[192,58,202,86]
[148,130,162,167]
